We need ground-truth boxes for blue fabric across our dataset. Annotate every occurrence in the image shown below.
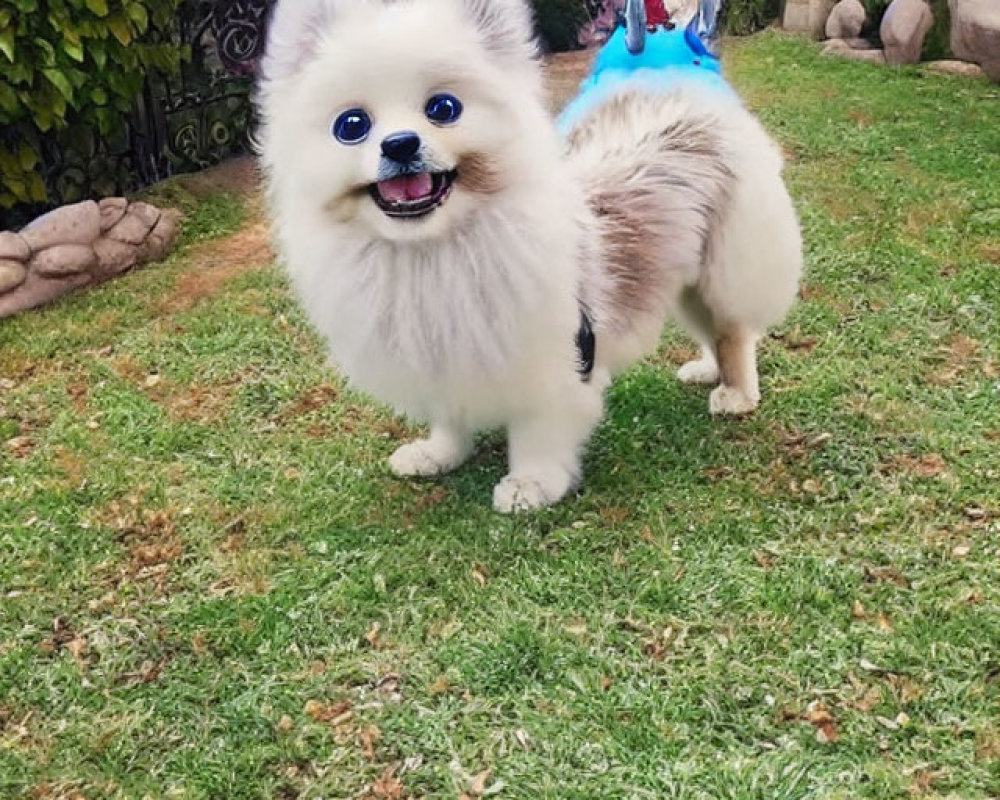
[558,26,734,132]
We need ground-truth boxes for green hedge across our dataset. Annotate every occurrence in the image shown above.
[720,0,783,35]
[0,0,182,212]
[532,0,598,52]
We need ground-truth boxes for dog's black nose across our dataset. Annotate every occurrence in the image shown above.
[381,131,421,164]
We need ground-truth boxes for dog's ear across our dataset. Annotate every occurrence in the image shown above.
[261,0,337,83]
[459,0,537,61]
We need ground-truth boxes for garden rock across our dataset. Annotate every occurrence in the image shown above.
[107,202,161,245]
[0,260,27,293]
[881,0,934,65]
[949,0,1000,81]
[0,198,181,319]
[98,197,129,232]
[826,0,867,38]
[20,200,101,252]
[924,59,986,76]
[810,0,838,39]
[822,39,889,62]
[0,231,31,262]
[93,238,140,277]
[784,0,813,33]
[31,244,98,278]
[139,209,183,264]
[0,270,92,319]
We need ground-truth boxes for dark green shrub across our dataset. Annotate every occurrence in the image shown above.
[720,0,783,35]
[532,0,593,52]
[0,0,182,212]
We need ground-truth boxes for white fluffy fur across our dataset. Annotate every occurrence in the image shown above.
[259,0,802,512]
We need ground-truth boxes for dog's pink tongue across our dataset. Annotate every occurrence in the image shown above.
[378,173,433,203]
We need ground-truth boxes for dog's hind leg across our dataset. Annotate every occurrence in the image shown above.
[709,326,760,416]
[675,287,721,386]
[390,423,474,478]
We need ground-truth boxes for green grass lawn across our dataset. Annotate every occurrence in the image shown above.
[2,32,998,799]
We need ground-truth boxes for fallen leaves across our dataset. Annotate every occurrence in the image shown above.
[364,622,383,650]
[470,565,489,588]
[771,327,819,352]
[864,564,911,589]
[38,618,89,673]
[276,383,340,424]
[5,435,33,458]
[359,724,381,762]
[927,334,998,385]
[880,453,947,478]
[305,699,353,728]
[805,701,838,744]
[369,767,405,800]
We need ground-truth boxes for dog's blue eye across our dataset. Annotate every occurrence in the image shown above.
[333,108,372,144]
[425,94,463,126]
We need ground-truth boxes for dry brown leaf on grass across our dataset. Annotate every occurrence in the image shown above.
[305,699,353,728]
[470,565,488,587]
[864,564,911,588]
[359,724,381,762]
[469,770,491,796]
[364,622,383,650]
[854,685,883,713]
[5,435,33,458]
[370,766,405,800]
[880,453,947,478]
[951,544,971,559]
[805,700,838,744]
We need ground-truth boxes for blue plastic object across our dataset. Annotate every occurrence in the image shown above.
[558,23,733,132]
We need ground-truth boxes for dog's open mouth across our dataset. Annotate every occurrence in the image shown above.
[369,171,456,219]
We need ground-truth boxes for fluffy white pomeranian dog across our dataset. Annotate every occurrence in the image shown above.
[258,0,802,512]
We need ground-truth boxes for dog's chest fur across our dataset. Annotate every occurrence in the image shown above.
[304,207,576,401]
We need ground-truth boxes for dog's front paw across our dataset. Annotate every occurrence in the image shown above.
[390,439,466,477]
[677,357,720,385]
[493,471,573,513]
[709,385,760,417]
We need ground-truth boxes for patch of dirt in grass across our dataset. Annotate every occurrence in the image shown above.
[647,345,699,369]
[277,383,341,423]
[926,334,997,385]
[52,447,87,487]
[906,196,969,238]
[979,244,1000,264]
[154,221,273,316]
[880,452,948,478]
[544,50,594,112]
[162,380,241,424]
[110,355,245,424]
[975,727,1000,761]
[847,109,874,128]
[90,499,185,588]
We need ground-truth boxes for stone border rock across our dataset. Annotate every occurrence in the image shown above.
[785,0,997,80]
[0,199,181,320]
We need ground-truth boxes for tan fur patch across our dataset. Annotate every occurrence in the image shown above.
[457,151,504,195]
[716,329,754,391]
[568,89,736,332]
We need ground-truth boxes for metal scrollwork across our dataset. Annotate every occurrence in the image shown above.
[24,0,276,223]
